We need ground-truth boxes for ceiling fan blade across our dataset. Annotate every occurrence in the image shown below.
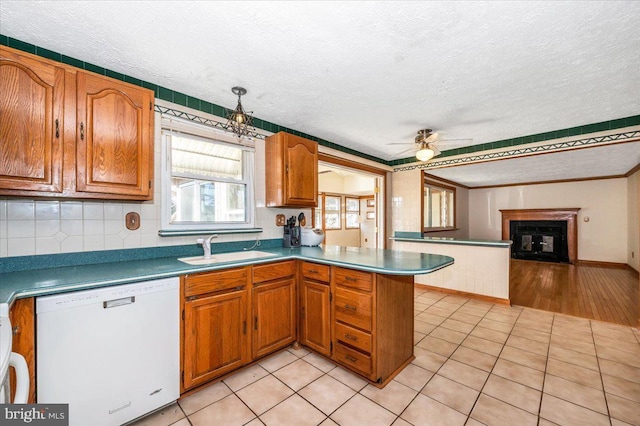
[431,144,441,156]
[387,142,415,146]
[425,132,439,143]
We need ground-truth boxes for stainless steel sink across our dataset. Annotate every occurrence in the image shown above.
[178,250,278,265]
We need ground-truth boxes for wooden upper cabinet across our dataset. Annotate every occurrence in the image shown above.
[0,47,66,194]
[0,45,154,200]
[265,132,318,208]
[76,71,153,199]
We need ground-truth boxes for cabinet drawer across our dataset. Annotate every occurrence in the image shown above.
[334,267,373,291]
[335,287,372,332]
[302,262,330,282]
[253,260,296,284]
[335,322,372,353]
[335,342,372,376]
[185,267,247,298]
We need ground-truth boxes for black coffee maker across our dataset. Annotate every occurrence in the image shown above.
[283,215,301,248]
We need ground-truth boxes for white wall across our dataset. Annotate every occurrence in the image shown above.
[394,240,510,300]
[391,168,469,239]
[627,169,639,271]
[360,198,376,248]
[318,172,345,194]
[469,178,628,263]
[0,108,306,257]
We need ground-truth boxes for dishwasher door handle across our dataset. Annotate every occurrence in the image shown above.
[103,296,135,309]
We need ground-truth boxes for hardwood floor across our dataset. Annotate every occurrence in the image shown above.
[509,259,639,326]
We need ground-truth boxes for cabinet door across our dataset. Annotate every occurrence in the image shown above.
[252,278,296,358]
[76,71,153,199]
[284,134,318,206]
[183,289,249,390]
[9,298,36,403]
[0,49,64,193]
[300,279,331,356]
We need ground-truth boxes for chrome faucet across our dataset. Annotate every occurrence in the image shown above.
[196,235,218,259]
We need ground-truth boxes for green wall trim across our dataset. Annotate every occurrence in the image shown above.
[2,35,638,169]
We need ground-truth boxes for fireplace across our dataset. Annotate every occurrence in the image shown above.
[500,208,580,264]
[509,220,569,263]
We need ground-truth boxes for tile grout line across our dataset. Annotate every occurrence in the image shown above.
[416,294,499,423]
[589,319,614,425]
[537,312,555,424]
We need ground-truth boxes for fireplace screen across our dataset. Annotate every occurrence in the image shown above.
[510,220,569,263]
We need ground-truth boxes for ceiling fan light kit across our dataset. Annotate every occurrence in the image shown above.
[414,129,440,161]
[416,144,435,161]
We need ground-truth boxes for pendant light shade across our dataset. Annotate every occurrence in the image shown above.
[226,86,253,139]
[416,143,435,161]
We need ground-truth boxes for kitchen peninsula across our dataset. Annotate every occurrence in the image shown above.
[0,244,454,398]
[391,232,512,304]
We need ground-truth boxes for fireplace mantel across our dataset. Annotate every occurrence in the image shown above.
[500,208,580,263]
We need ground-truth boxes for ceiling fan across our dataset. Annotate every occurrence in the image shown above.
[389,129,472,162]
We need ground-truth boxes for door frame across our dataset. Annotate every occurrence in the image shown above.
[317,153,389,249]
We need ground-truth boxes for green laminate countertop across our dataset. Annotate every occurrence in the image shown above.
[391,233,512,248]
[0,246,454,307]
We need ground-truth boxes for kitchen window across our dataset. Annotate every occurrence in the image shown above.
[423,175,456,232]
[161,116,255,231]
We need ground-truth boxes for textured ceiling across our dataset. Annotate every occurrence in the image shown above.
[1,1,639,184]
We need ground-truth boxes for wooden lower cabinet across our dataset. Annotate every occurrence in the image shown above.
[331,268,414,385]
[183,288,249,390]
[300,279,331,356]
[181,266,250,392]
[181,261,414,392]
[252,278,296,358]
[8,298,36,403]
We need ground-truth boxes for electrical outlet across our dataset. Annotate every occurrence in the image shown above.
[276,214,286,226]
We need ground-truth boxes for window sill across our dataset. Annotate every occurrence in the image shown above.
[158,228,263,237]
[423,228,459,234]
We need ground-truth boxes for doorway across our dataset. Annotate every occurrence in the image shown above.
[315,162,385,249]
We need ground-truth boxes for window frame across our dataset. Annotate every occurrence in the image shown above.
[160,116,255,232]
[422,173,457,233]
[323,194,342,230]
[345,196,360,229]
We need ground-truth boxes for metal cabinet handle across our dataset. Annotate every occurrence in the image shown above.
[345,355,357,363]
[308,269,318,274]
[344,334,357,341]
[345,276,357,282]
[254,316,258,330]
[80,122,85,140]
[55,119,60,138]
[344,304,357,311]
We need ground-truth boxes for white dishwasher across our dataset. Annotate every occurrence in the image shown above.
[37,277,180,426]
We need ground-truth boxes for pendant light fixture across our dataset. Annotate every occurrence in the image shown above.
[226,86,253,139]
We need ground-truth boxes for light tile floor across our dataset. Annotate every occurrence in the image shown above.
[133,288,640,426]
